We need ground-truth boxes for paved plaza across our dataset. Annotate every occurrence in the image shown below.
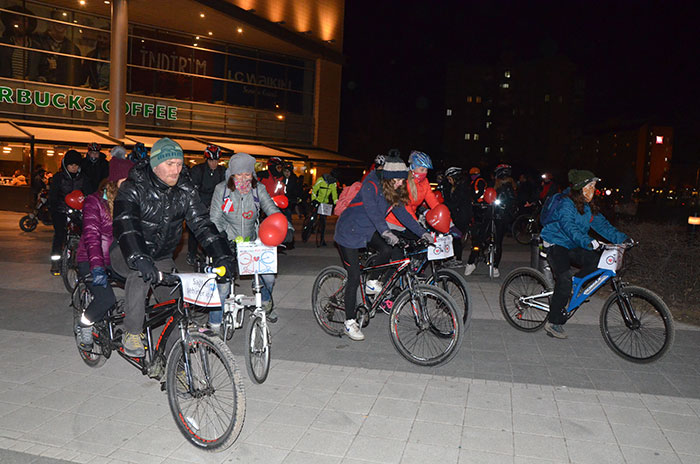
[0,211,699,464]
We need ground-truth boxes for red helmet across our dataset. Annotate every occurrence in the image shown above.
[268,156,283,168]
[204,144,221,160]
[87,142,101,153]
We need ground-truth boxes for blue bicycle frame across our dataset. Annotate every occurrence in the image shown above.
[566,268,615,314]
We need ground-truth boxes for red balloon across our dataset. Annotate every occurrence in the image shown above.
[484,187,497,205]
[272,195,289,209]
[259,212,288,247]
[425,204,451,234]
[65,190,85,210]
[433,190,444,203]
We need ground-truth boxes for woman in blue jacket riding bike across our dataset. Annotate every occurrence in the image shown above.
[540,169,632,339]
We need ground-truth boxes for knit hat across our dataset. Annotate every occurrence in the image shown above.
[62,149,82,167]
[381,155,409,179]
[568,169,600,190]
[109,157,134,182]
[226,152,256,179]
[149,137,183,169]
[110,145,127,160]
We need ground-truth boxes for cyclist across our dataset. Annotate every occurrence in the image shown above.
[334,155,432,341]
[539,171,558,201]
[48,150,92,275]
[111,138,234,357]
[311,169,339,246]
[74,157,134,349]
[540,169,631,339]
[81,142,109,194]
[259,156,286,197]
[469,167,487,201]
[281,162,301,248]
[186,144,226,265]
[443,166,472,266]
[209,153,293,324]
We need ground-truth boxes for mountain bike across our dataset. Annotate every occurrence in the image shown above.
[312,239,464,366]
[61,207,82,293]
[499,243,674,363]
[511,201,542,245]
[19,189,52,232]
[71,269,246,451]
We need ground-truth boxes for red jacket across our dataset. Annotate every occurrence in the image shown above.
[77,192,113,269]
[387,177,440,227]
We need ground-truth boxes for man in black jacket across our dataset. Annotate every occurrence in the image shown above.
[111,138,234,357]
[186,145,226,265]
[80,143,109,194]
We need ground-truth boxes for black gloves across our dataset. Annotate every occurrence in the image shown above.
[134,257,158,283]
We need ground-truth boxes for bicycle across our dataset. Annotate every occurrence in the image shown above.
[312,239,464,366]
[499,243,675,363]
[19,189,52,232]
[61,207,82,293]
[468,202,500,278]
[71,268,246,450]
[511,201,542,245]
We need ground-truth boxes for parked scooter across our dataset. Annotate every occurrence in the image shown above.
[19,189,52,232]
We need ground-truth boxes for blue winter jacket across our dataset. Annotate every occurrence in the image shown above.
[541,194,627,250]
[334,170,427,249]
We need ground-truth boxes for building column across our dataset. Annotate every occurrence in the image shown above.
[109,0,128,139]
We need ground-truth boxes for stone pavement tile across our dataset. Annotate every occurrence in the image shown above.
[121,425,191,457]
[401,442,459,464]
[244,422,307,450]
[668,375,700,398]
[266,404,322,428]
[326,392,375,415]
[66,395,134,419]
[283,387,334,409]
[106,448,166,464]
[464,407,513,431]
[620,446,683,464]
[22,412,103,445]
[263,367,309,388]
[378,381,426,401]
[244,382,294,402]
[310,410,365,435]
[422,385,469,406]
[512,412,563,437]
[602,403,657,427]
[665,430,700,456]
[552,389,600,404]
[469,382,513,397]
[3,384,54,406]
[511,395,558,417]
[566,439,625,464]
[415,401,465,425]
[513,433,568,462]
[281,451,341,464]
[337,377,385,397]
[369,397,419,420]
[224,442,290,464]
[408,420,462,448]
[386,372,431,386]
[466,392,512,412]
[1,405,60,433]
[611,423,673,451]
[626,372,683,396]
[596,393,646,408]
[293,428,354,457]
[461,426,513,454]
[458,448,513,464]
[74,419,147,449]
[344,435,406,464]
[27,370,90,390]
[62,375,121,394]
[556,400,607,421]
[548,367,596,389]
[559,417,617,444]
[61,439,118,458]
[358,415,413,441]
[107,400,169,426]
[0,400,20,417]
[30,389,94,412]
[297,372,348,392]
[652,411,700,432]
[643,397,698,415]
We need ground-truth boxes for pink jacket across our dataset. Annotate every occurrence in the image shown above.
[76,192,113,270]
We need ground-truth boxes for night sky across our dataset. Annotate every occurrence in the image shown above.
[339,0,700,164]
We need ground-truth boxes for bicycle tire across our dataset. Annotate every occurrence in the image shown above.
[311,266,347,336]
[301,214,316,243]
[599,286,675,363]
[223,312,235,341]
[389,284,464,366]
[61,236,80,293]
[428,268,473,328]
[71,282,107,368]
[512,214,535,245]
[244,315,270,384]
[19,215,38,232]
[166,333,246,451]
[499,267,551,331]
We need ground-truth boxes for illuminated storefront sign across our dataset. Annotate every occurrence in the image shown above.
[0,86,178,120]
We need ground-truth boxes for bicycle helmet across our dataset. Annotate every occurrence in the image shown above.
[128,142,148,163]
[87,142,101,153]
[268,156,283,168]
[541,172,552,182]
[494,163,512,178]
[469,167,480,175]
[445,166,463,178]
[408,151,433,170]
[204,144,221,160]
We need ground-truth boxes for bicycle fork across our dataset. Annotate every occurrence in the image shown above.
[610,280,640,329]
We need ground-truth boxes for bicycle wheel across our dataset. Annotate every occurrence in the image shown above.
[512,214,534,245]
[499,267,551,331]
[600,286,675,363]
[244,315,270,384]
[19,215,38,232]
[61,236,80,293]
[428,268,473,328]
[301,214,316,243]
[166,333,246,451]
[71,282,107,368]
[389,284,463,366]
[311,266,347,336]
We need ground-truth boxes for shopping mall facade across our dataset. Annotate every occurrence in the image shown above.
[0,0,355,210]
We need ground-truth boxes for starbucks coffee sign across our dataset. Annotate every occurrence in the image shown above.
[0,86,178,120]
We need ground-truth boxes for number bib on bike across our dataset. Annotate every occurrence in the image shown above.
[317,203,333,216]
[428,235,455,261]
[178,273,222,307]
[598,247,623,271]
[237,242,278,275]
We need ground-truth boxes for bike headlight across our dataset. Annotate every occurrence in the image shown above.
[494,199,502,206]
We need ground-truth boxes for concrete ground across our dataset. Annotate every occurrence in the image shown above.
[0,210,699,464]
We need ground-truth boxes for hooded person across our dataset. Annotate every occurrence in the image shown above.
[539,169,633,340]
[81,142,109,194]
[209,152,294,324]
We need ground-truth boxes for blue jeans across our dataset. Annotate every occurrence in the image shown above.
[209,274,276,324]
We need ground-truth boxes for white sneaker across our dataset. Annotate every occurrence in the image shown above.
[464,263,476,276]
[344,319,365,341]
[493,268,500,278]
[365,279,383,295]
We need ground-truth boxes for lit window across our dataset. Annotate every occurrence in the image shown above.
[665,157,668,162]
[446,109,452,116]
[486,121,492,129]
[504,70,511,78]
[486,109,492,116]
[476,96,482,103]
[500,83,509,89]
[499,147,504,153]
[464,133,471,140]
[656,136,664,144]
[484,146,490,153]
[474,133,479,141]
[544,94,550,102]
[467,96,473,103]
